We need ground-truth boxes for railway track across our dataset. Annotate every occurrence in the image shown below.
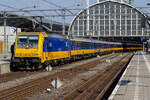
[63,53,133,100]
[0,71,45,84]
[0,53,122,100]
[59,53,119,80]
[53,53,115,70]
[0,53,114,84]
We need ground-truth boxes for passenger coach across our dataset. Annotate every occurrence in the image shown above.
[13,32,142,70]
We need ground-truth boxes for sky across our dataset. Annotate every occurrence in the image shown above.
[0,0,150,23]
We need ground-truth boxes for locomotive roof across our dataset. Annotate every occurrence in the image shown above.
[47,34,66,39]
[70,37,122,45]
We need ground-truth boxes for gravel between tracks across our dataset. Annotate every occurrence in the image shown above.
[27,53,126,100]
[0,55,108,91]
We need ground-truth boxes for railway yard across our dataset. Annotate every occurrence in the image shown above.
[0,0,150,100]
[0,52,133,100]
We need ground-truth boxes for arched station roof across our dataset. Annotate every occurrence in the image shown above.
[69,0,150,38]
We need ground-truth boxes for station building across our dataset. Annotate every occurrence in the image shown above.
[0,26,21,53]
[68,0,150,43]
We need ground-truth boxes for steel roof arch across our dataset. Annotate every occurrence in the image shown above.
[68,0,149,36]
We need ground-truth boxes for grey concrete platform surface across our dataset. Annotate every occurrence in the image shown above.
[0,58,10,74]
[109,51,150,100]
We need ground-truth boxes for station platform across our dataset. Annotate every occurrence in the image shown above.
[109,51,150,100]
[0,58,10,74]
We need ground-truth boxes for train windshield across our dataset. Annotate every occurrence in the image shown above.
[18,36,28,43]
[17,34,39,48]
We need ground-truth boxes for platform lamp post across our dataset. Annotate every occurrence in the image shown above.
[62,9,66,36]
[87,0,90,38]
[3,11,7,58]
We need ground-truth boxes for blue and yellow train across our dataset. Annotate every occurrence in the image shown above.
[13,32,142,70]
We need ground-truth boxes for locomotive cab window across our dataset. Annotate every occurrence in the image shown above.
[17,34,39,48]
[18,36,28,43]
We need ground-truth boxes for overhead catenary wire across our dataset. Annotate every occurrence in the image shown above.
[0,2,52,32]
[0,3,18,10]
[42,0,74,15]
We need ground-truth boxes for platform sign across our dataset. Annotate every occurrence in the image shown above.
[10,27,17,34]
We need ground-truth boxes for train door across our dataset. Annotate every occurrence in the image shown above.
[46,38,49,61]
[143,42,147,52]
[42,37,48,63]
[146,40,150,53]
[67,39,71,57]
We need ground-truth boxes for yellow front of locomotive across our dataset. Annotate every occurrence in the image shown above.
[14,32,45,68]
